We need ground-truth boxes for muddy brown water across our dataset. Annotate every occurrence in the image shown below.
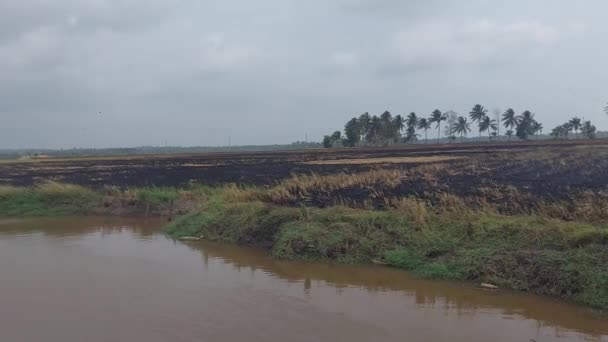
[0,217,606,342]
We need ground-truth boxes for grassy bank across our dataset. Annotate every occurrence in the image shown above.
[2,181,607,310]
[0,182,203,217]
[0,183,102,216]
[166,186,608,310]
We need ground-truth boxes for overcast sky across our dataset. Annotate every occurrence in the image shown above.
[1,0,607,148]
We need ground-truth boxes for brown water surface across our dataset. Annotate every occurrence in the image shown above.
[0,217,606,342]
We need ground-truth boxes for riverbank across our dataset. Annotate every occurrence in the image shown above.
[1,182,607,310]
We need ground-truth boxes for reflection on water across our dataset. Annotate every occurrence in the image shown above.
[0,217,606,342]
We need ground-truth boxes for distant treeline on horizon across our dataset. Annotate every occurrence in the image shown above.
[0,141,322,159]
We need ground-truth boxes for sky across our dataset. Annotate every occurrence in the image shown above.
[1,0,607,149]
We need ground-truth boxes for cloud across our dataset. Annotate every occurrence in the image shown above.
[0,0,176,44]
[329,51,358,68]
[389,19,562,69]
[0,0,606,148]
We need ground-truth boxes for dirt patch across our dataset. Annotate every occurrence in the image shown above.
[302,155,464,165]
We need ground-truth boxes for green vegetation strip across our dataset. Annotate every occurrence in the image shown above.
[1,182,607,310]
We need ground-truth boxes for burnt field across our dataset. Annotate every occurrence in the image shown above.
[2,140,608,216]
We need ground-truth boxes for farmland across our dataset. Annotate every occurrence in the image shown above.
[2,140,608,309]
[2,140,608,216]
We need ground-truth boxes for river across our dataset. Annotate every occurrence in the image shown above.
[0,217,606,342]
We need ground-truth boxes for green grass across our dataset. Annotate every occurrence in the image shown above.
[135,187,180,204]
[0,182,101,216]
[0,183,208,217]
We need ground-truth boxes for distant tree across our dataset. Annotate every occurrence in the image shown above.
[392,115,405,142]
[406,112,419,128]
[563,122,573,139]
[405,112,419,142]
[502,108,519,141]
[330,130,342,145]
[505,130,514,140]
[368,115,382,144]
[479,116,497,141]
[532,121,543,140]
[453,116,471,141]
[429,109,447,143]
[569,117,582,138]
[581,120,597,139]
[605,102,608,115]
[444,111,459,140]
[448,135,457,143]
[550,124,571,139]
[515,111,536,140]
[418,118,431,143]
[322,135,333,148]
[379,111,394,144]
[343,117,360,147]
[469,104,488,139]
[358,112,371,144]
[550,126,562,139]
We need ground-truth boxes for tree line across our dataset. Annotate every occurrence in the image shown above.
[550,117,597,139]
[323,104,603,148]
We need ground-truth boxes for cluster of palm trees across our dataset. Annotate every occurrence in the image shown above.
[323,105,546,147]
[323,111,406,148]
[550,117,597,139]
[323,103,607,148]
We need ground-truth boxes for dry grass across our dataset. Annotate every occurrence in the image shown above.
[302,155,464,165]
[34,181,92,194]
[216,184,264,203]
[393,197,429,226]
[268,169,406,204]
[0,185,22,197]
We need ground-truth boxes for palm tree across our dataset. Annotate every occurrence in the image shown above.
[532,121,543,140]
[569,117,581,138]
[429,109,447,143]
[469,104,488,139]
[505,130,514,140]
[405,112,419,142]
[604,102,608,115]
[581,120,597,139]
[406,112,419,128]
[452,116,471,141]
[379,111,393,143]
[479,116,498,141]
[393,115,405,142]
[518,110,535,123]
[515,110,536,140]
[418,118,431,143]
[502,108,519,141]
